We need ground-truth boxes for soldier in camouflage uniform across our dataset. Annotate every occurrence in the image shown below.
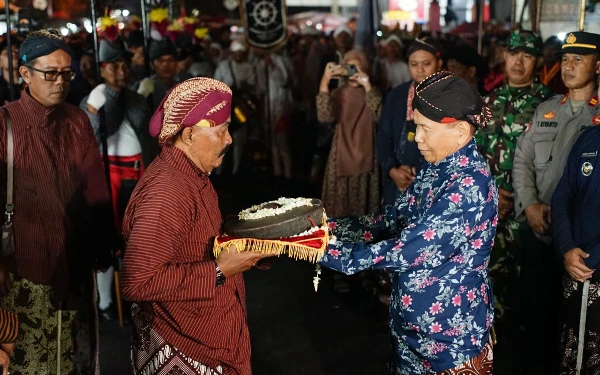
[475,30,552,370]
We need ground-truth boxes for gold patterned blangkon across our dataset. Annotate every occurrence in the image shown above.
[158,78,232,143]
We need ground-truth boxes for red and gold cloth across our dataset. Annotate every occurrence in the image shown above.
[214,229,328,263]
[149,77,232,144]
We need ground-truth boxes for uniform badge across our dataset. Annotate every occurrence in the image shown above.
[407,131,415,142]
[594,115,600,125]
[582,161,594,176]
[543,112,556,119]
[566,33,577,44]
[589,96,599,107]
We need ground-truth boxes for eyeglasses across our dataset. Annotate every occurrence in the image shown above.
[26,66,76,81]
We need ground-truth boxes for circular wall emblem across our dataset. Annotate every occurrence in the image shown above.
[252,1,278,27]
[582,161,593,176]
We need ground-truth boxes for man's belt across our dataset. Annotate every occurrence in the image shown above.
[106,155,143,171]
[109,159,141,170]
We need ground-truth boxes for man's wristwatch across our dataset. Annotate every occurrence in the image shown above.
[215,261,226,287]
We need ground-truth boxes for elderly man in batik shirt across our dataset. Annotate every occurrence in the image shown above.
[320,71,498,375]
[121,77,269,375]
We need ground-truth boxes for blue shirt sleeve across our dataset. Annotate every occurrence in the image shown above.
[321,173,497,275]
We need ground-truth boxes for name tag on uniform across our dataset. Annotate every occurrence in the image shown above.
[581,151,598,158]
[538,121,558,128]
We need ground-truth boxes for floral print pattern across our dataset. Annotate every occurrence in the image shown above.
[321,141,498,374]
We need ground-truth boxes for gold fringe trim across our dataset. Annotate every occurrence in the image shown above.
[213,235,327,264]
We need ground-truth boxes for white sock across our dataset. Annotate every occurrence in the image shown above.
[96,266,114,310]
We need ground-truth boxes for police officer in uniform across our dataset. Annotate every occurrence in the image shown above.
[552,125,600,374]
[513,31,600,375]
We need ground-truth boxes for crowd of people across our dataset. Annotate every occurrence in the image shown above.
[0,11,596,375]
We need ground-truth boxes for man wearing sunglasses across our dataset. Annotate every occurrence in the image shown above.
[0,29,115,374]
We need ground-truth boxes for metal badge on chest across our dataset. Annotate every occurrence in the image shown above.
[582,161,594,176]
[581,151,597,177]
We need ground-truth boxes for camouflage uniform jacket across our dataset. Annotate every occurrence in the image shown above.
[476,82,552,194]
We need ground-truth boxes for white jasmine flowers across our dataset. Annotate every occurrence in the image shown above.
[238,197,315,221]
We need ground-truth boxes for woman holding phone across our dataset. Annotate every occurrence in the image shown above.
[316,50,384,295]
[316,49,382,219]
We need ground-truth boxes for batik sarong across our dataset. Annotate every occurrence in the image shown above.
[131,303,223,375]
[0,273,97,375]
[559,276,600,375]
[436,340,493,375]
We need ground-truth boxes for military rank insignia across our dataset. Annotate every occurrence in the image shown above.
[589,96,599,107]
[582,161,593,176]
[543,112,556,119]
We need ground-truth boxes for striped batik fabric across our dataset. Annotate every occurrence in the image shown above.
[121,145,251,375]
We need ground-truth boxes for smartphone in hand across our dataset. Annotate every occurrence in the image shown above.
[336,64,357,77]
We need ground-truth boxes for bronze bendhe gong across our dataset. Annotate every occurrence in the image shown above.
[224,199,324,239]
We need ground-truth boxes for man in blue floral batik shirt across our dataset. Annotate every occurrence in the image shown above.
[320,71,498,375]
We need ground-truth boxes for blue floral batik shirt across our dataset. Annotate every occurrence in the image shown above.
[320,140,498,374]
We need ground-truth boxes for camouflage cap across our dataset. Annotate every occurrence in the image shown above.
[507,30,543,56]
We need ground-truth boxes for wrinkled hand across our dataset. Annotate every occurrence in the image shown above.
[389,165,416,191]
[498,189,514,221]
[0,348,9,375]
[216,245,272,278]
[524,203,551,235]
[564,248,594,282]
[0,264,11,298]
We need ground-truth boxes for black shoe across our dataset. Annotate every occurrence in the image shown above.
[98,303,118,322]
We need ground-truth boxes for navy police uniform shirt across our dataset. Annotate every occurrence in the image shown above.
[552,125,600,270]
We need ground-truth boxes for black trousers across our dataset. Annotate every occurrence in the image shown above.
[518,234,563,375]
